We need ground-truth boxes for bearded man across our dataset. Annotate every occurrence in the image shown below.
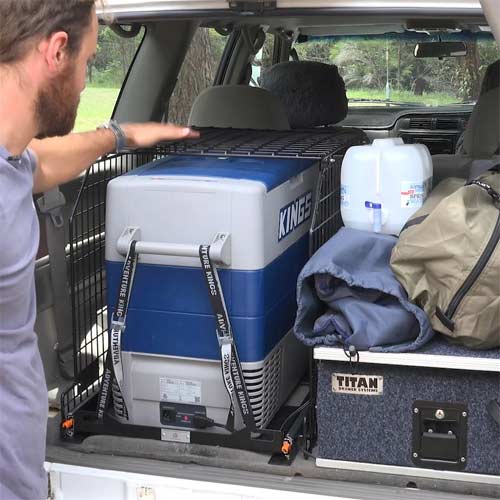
[0,2,198,498]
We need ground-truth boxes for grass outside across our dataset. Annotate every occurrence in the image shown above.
[347,88,461,106]
[73,86,463,133]
[73,87,120,133]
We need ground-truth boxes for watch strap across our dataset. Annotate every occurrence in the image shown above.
[99,120,129,153]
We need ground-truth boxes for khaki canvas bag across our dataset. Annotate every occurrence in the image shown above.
[390,168,500,349]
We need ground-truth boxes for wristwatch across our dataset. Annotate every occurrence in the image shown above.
[98,120,129,153]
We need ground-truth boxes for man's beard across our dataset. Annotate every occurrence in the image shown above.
[35,66,81,139]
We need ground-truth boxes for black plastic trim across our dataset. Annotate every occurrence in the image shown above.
[110,23,142,39]
[412,400,468,472]
[66,393,285,455]
[228,1,276,13]
[214,28,241,85]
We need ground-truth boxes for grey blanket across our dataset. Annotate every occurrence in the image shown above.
[294,228,434,352]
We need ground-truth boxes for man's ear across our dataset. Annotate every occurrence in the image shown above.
[38,31,70,73]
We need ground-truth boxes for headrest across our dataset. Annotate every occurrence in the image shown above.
[260,61,348,129]
[480,59,500,95]
[188,85,290,130]
[462,87,500,157]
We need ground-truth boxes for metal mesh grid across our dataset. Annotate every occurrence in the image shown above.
[61,127,367,419]
[309,155,344,255]
[62,151,161,417]
[164,127,364,159]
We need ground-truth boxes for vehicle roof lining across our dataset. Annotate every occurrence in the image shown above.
[103,10,486,26]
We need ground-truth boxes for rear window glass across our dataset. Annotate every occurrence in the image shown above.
[294,36,500,107]
[167,28,229,125]
[250,33,275,87]
[73,25,145,132]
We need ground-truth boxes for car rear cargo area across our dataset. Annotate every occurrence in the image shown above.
[45,128,500,500]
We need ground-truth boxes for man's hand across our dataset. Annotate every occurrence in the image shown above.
[31,123,200,194]
[122,123,199,148]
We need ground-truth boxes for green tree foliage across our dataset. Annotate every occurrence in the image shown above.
[168,29,228,124]
[88,26,144,88]
[295,37,499,102]
[85,26,227,124]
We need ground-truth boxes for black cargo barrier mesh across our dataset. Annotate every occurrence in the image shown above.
[61,127,368,419]
[164,127,365,158]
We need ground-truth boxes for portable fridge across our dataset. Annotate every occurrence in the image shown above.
[314,338,500,486]
[105,154,320,430]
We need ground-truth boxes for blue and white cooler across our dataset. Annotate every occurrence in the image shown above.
[105,154,319,430]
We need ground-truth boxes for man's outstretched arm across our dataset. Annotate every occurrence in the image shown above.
[31,123,198,194]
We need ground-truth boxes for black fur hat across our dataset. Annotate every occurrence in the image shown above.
[261,61,348,129]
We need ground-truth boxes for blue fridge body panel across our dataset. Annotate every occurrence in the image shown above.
[107,233,309,363]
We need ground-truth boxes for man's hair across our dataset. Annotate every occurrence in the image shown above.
[0,0,98,64]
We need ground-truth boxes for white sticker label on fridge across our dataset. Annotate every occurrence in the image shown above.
[340,184,350,208]
[160,377,201,404]
[401,181,426,208]
[332,373,384,395]
[136,486,156,500]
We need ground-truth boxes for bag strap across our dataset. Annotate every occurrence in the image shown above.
[399,214,429,234]
[96,241,138,420]
[96,239,257,433]
[466,179,500,203]
[199,245,257,433]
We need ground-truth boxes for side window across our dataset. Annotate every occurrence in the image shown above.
[73,25,145,133]
[250,34,275,87]
[167,28,228,125]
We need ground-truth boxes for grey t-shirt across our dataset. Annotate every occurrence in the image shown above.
[0,145,48,500]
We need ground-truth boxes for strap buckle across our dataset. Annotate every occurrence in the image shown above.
[37,187,66,228]
[110,316,126,333]
[218,335,233,347]
[343,344,360,373]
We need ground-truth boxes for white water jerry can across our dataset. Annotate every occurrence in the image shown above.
[340,138,433,235]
